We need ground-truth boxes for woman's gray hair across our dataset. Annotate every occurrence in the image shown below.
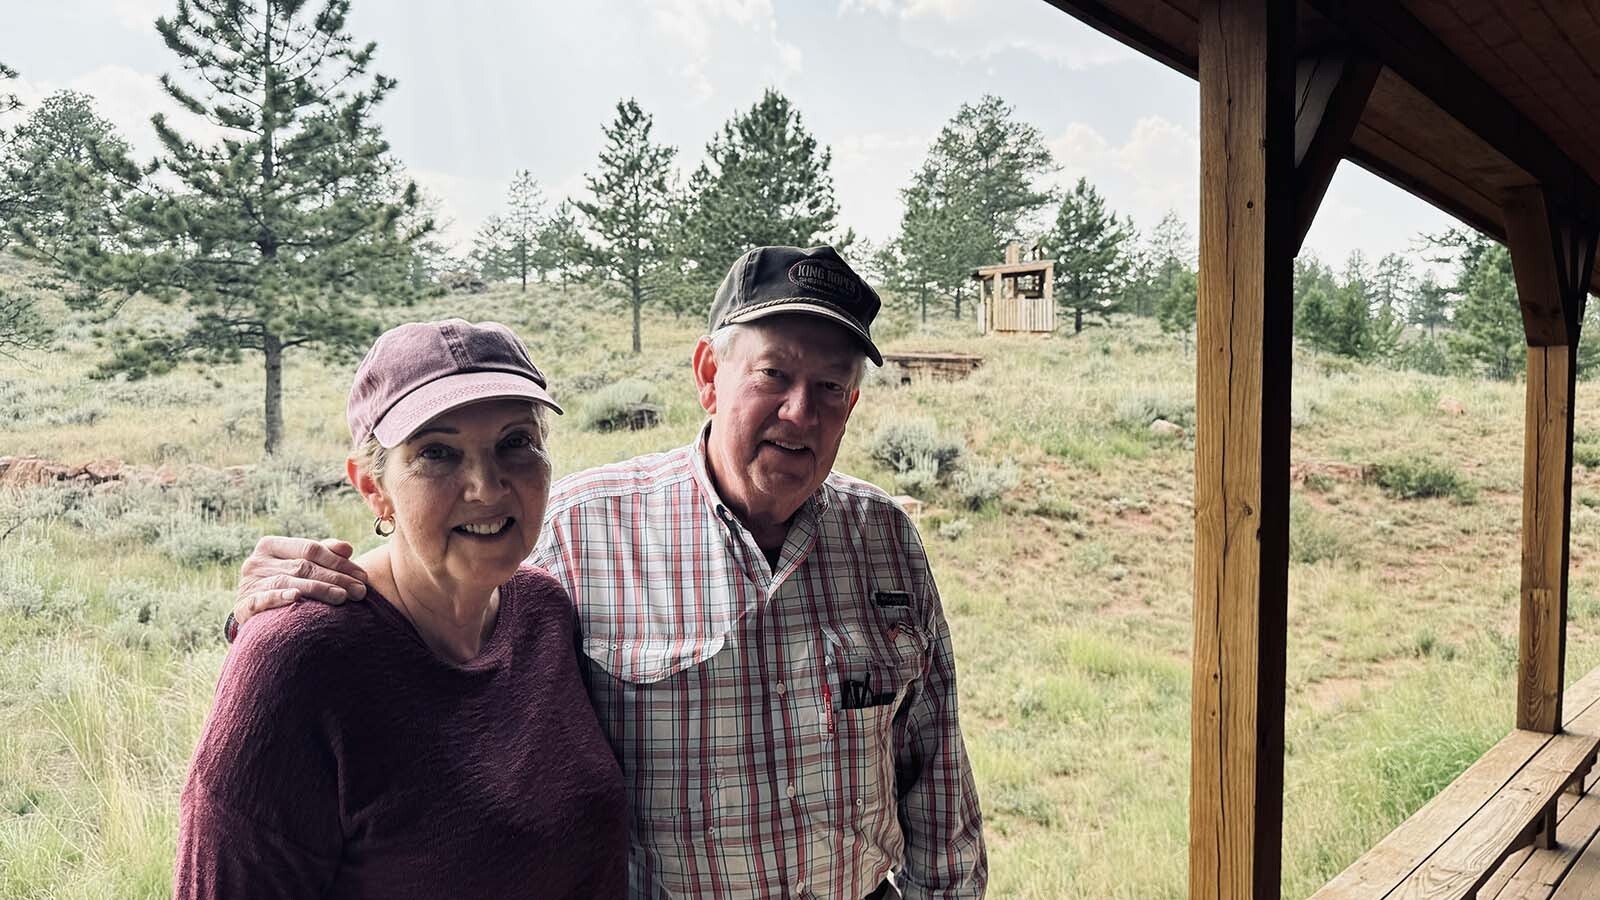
[351,401,552,482]
[708,323,869,392]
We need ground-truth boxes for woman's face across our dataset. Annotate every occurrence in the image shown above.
[361,398,551,591]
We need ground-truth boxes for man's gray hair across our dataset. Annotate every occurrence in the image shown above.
[708,323,869,392]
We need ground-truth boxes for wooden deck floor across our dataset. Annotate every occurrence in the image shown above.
[1483,771,1600,899]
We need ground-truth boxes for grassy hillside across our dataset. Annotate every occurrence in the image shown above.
[5,282,1600,898]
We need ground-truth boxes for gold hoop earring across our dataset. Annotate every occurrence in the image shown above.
[374,515,395,537]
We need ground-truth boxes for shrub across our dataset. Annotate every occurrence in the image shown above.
[580,379,663,432]
[1112,391,1195,431]
[937,517,972,541]
[1289,495,1348,564]
[893,451,942,496]
[868,420,964,484]
[1390,338,1454,376]
[1369,457,1476,502]
[1575,444,1600,470]
[106,580,232,652]
[156,519,258,567]
[0,560,53,620]
[955,459,1019,510]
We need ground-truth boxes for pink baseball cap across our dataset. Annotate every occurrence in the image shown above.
[347,319,562,449]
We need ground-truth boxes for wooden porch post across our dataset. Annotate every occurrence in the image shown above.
[1190,1,1295,898]
[1504,186,1598,734]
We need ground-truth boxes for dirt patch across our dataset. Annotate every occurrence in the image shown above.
[0,455,344,495]
[1290,460,1371,486]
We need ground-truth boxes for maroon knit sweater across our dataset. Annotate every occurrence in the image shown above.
[174,565,627,899]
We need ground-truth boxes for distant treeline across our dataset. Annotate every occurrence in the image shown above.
[0,1,1570,458]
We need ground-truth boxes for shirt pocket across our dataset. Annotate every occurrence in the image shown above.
[820,621,928,832]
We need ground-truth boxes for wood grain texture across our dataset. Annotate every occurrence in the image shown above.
[1312,668,1600,900]
[1388,733,1597,900]
[1503,184,1595,735]
[1189,2,1294,898]
[1292,51,1380,254]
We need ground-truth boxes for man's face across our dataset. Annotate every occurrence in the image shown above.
[695,316,862,529]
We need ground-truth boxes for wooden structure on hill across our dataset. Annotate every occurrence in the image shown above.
[974,241,1056,334]
[1037,1,1600,897]
[880,351,984,385]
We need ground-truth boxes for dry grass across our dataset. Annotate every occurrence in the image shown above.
[5,284,1600,897]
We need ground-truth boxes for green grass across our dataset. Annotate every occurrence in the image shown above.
[9,283,1600,897]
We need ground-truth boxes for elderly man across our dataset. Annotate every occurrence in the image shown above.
[231,245,987,899]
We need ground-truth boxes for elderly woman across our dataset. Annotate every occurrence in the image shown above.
[174,319,627,898]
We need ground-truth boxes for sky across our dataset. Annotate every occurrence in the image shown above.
[6,0,1461,266]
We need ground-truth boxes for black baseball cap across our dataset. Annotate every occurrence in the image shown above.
[707,245,883,366]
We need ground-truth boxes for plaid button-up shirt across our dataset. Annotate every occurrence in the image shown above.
[532,428,986,899]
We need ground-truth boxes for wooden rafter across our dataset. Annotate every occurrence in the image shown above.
[1292,51,1380,254]
[1305,0,1600,213]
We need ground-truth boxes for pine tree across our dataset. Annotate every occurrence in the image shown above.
[503,170,544,290]
[1049,177,1131,334]
[470,214,514,285]
[1448,242,1523,380]
[1408,270,1451,336]
[0,61,49,358]
[574,98,678,354]
[29,0,428,454]
[894,154,974,324]
[681,89,839,291]
[535,199,585,291]
[891,94,1054,320]
[1294,254,1339,352]
[1155,267,1198,348]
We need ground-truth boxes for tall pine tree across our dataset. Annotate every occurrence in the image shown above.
[681,89,839,291]
[892,94,1054,320]
[1448,240,1523,379]
[574,99,678,354]
[1049,177,1131,334]
[34,0,428,454]
[503,170,544,290]
[0,61,49,358]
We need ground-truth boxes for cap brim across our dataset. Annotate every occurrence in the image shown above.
[722,299,883,366]
[373,372,563,448]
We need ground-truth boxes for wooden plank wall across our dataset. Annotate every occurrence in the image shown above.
[1190,0,1295,898]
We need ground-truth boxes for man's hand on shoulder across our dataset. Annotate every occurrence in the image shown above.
[231,537,369,635]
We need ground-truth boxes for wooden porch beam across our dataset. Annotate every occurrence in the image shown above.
[1190,1,1295,897]
[1505,186,1598,734]
[1306,0,1599,213]
[1038,0,1197,78]
[1292,51,1380,255]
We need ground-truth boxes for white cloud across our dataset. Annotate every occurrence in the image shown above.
[1046,115,1199,240]
[830,130,932,240]
[11,65,229,160]
[649,0,802,103]
[838,0,1137,69]
[106,0,167,33]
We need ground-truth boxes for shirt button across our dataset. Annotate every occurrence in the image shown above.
[775,682,787,695]
[705,826,716,838]
[855,797,865,807]
[795,882,806,897]
[785,783,797,798]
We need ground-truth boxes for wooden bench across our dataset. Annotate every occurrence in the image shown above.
[1311,669,1600,900]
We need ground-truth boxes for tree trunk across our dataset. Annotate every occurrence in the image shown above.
[954,285,963,320]
[631,281,643,354]
[1075,307,1084,334]
[920,288,927,324]
[263,331,284,455]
